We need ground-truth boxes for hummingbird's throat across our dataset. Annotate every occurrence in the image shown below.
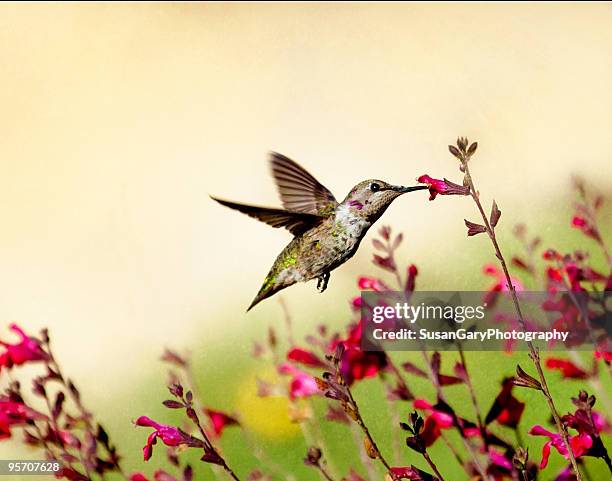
[335,203,372,237]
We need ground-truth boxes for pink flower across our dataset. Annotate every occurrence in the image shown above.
[331,321,387,385]
[487,447,513,473]
[416,174,470,201]
[595,350,612,362]
[203,409,238,437]
[286,348,326,368]
[571,216,601,242]
[343,348,386,385]
[483,264,523,307]
[405,264,418,292]
[547,267,564,283]
[357,276,389,292]
[529,425,593,468]
[57,429,81,448]
[350,296,363,311]
[0,398,47,439]
[134,416,189,461]
[278,363,319,400]
[389,466,433,480]
[413,399,453,428]
[543,249,562,261]
[412,399,453,447]
[485,378,525,429]
[591,411,612,434]
[552,466,577,481]
[130,474,150,481]
[545,358,588,379]
[0,324,47,370]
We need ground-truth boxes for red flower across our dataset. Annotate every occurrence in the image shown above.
[357,276,389,292]
[546,267,564,283]
[0,324,47,370]
[552,466,577,481]
[565,264,586,292]
[129,474,150,481]
[134,416,190,461]
[543,249,562,261]
[286,348,326,368]
[591,411,612,434]
[0,398,47,439]
[350,296,363,311]
[545,358,588,379]
[571,216,601,242]
[595,350,612,362]
[152,470,179,481]
[203,409,238,437]
[416,174,470,201]
[485,378,525,429]
[529,425,592,468]
[341,348,387,385]
[487,448,513,481]
[541,293,590,347]
[58,467,90,481]
[389,466,433,480]
[412,399,454,447]
[405,264,418,292]
[278,363,320,400]
[332,321,387,385]
[483,264,523,307]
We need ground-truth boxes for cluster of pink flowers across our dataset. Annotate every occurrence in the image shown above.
[1,140,610,481]
[0,326,123,480]
[0,323,47,371]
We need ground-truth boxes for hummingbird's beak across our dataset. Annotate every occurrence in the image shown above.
[393,185,429,193]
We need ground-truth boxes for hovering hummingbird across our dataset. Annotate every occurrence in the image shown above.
[211,153,428,311]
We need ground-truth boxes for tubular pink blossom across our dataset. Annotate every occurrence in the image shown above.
[278,363,320,400]
[286,348,326,368]
[357,276,389,292]
[0,399,47,439]
[545,358,588,379]
[529,424,593,468]
[0,324,48,370]
[203,409,239,437]
[417,174,470,201]
[134,416,187,461]
[130,474,150,481]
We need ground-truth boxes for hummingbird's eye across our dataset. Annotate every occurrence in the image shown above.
[369,182,381,192]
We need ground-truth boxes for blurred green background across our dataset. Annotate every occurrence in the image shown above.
[0,3,611,480]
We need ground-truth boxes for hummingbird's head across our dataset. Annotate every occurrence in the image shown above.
[342,180,428,221]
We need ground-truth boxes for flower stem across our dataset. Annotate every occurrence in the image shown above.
[344,382,394,475]
[191,413,241,481]
[458,346,489,450]
[419,351,491,481]
[349,422,379,480]
[462,163,584,481]
[422,451,447,481]
[316,464,335,481]
[440,431,465,468]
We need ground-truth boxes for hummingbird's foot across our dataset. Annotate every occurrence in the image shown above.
[316,273,330,293]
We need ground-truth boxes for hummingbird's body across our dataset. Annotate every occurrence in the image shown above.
[257,204,371,305]
[211,153,427,310]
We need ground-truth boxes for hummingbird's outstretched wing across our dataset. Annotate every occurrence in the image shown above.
[270,152,338,216]
[210,196,322,236]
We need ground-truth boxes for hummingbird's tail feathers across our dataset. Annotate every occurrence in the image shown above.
[210,196,322,236]
[246,280,288,311]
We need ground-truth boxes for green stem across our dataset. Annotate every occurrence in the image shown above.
[463,163,584,481]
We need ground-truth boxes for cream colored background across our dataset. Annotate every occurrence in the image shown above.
[0,3,610,406]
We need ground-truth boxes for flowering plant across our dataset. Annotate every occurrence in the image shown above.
[1,138,610,481]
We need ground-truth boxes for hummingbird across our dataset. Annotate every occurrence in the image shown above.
[211,153,428,311]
